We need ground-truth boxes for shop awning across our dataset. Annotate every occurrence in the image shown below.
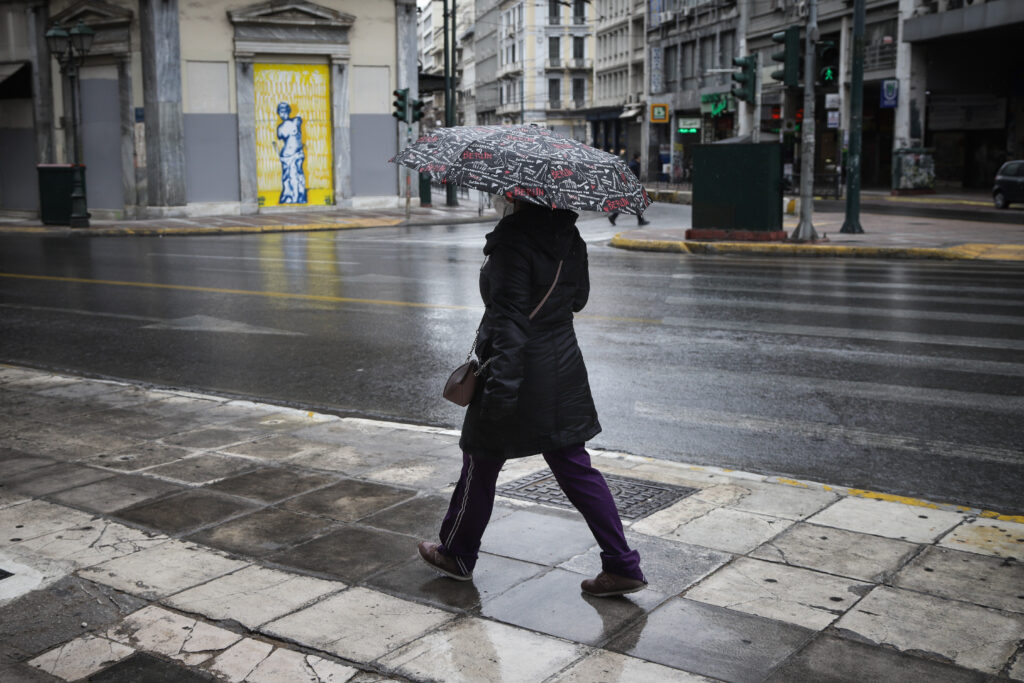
[0,62,30,98]
[619,106,642,119]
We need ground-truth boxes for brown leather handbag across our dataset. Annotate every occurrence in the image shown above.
[443,260,563,406]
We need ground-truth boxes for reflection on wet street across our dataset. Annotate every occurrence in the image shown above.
[1,212,1022,513]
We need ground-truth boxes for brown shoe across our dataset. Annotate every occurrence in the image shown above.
[581,571,647,597]
[418,541,472,581]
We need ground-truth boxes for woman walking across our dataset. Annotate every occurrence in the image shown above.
[419,196,646,597]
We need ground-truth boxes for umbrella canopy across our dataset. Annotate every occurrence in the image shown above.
[391,125,652,215]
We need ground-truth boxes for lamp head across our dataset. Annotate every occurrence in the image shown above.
[69,21,95,55]
[45,24,70,56]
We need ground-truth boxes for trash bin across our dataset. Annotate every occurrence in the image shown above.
[37,164,82,226]
[418,172,432,207]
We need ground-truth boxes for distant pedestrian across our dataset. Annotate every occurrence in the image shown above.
[419,195,647,598]
[608,153,649,226]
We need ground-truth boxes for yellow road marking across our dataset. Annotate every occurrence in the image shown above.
[0,271,660,325]
[0,271,463,310]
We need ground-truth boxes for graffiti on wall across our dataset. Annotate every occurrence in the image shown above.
[254,64,332,207]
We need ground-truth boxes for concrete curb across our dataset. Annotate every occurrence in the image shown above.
[610,234,1024,261]
[0,214,492,238]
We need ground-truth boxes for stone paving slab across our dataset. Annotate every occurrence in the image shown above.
[2,366,1024,682]
[835,585,1024,674]
[165,565,345,629]
[939,516,1024,560]
[893,545,1024,614]
[685,557,871,630]
[750,522,920,583]
[78,541,249,600]
[377,616,586,682]
[262,587,455,663]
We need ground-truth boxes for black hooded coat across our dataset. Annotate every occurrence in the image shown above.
[459,204,601,459]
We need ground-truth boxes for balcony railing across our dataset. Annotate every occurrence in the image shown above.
[496,62,523,78]
[546,100,563,110]
[864,42,897,72]
[545,58,562,69]
[567,58,593,69]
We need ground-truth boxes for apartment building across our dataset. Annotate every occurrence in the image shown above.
[589,0,647,163]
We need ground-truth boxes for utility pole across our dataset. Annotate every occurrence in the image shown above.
[443,0,458,206]
[841,0,865,233]
[792,0,819,242]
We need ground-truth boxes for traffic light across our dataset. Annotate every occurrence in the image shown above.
[392,88,408,122]
[770,26,801,87]
[730,55,757,103]
[816,40,838,86]
[410,98,424,123]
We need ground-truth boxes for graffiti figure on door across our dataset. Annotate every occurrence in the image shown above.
[275,102,307,204]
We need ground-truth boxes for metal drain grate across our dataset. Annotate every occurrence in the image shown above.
[497,469,697,520]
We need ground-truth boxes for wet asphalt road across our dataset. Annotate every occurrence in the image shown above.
[1,206,1022,514]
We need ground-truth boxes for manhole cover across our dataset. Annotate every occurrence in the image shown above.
[497,469,696,520]
[0,568,12,581]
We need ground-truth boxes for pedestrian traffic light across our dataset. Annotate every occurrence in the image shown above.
[392,88,408,122]
[816,40,838,87]
[410,98,424,123]
[730,55,757,103]
[770,26,801,87]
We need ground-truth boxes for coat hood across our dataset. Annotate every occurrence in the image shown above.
[483,204,580,261]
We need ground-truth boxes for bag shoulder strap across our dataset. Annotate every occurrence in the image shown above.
[529,259,563,320]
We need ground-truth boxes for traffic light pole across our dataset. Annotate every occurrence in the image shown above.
[841,0,866,234]
[442,0,457,207]
[792,0,819,242]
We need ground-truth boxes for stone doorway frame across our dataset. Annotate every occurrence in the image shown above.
[229,1,354,214]
[47,0,137,217]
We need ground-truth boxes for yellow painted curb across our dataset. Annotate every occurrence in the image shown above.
[611,235,1024,261]
[610,234,691,253]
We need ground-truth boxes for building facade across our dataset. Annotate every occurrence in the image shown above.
[590,0,647,165]
[0,0,412,220]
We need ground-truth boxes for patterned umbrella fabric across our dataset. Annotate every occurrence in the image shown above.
[390,125,652,215]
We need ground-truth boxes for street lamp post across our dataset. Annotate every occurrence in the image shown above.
[46,20,94,228]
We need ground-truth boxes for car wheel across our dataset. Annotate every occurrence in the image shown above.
[993,191,1008,209]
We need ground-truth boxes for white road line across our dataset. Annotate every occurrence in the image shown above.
[670,272,1024,296]
[634,401,1023,466]
[654,367,1024,414]
[664,295,1024,325]
[661,316,1024,351]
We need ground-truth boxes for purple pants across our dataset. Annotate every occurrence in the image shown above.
[438,443,644,581]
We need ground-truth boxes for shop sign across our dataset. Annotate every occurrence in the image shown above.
[650,104,669,123]
[880,79,898,109]
[827,110,840,129]
[825,94,840,110]
[677,117,701,134]
[700,93,732,117]
[650,46,664,94]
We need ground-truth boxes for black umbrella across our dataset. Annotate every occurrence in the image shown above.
[391,125,652,215]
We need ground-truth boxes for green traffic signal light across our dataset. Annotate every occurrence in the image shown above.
[392,88,408,122]
[730,55,756,104]
[816,40,838,86]
[770,26,800,87]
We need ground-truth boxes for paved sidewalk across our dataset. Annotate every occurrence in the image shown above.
[1,364,1022,682]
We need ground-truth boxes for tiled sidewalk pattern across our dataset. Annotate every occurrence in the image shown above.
[0,364,1022,681]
